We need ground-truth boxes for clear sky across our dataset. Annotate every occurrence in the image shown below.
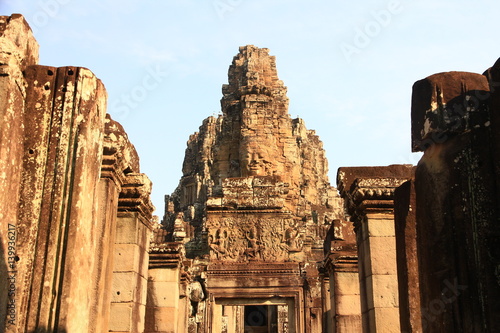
[2,0,500,214]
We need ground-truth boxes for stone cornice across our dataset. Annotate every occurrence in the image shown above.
[118,173,155,226]
[100,145,127,189]
[351,178,407,203]
[337,165,414,224]
[149,241,185,269]
[323,255,358,273]
[101,113,141,188]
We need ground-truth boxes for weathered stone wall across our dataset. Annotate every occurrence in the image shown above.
[0,14,154,333]
[393,180,422,333]
[400,67,500,332]
[0,14,39,330]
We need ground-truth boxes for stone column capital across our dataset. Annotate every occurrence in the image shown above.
[337,165,414,229]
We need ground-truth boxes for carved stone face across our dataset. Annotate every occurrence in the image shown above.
[240,144,275,177]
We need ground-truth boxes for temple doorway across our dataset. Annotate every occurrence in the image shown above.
[213,299,292,333]
[244,305,277,332]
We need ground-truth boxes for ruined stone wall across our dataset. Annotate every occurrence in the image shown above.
[0,14,154,333]
[394,66,500,332]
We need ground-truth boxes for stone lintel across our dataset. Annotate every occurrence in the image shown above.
[206,262,302,288]
[411,71,490,152]
[207,262,300,275]
[208,287,302,303]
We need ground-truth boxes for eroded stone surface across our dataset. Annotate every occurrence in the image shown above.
[0,14,154,333]
[411,71,490,152]
[408,65,500,332]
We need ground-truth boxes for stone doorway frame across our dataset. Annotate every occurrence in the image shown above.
[207,288,304,333]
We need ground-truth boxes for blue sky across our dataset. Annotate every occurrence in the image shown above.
[2,0,500,214]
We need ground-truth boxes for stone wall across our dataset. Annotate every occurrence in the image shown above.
[0,14,154,333]
[393,65,500,332]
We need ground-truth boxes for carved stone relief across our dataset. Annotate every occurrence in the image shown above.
[207,215,305,262]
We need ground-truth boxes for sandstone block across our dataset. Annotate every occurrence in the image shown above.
[111,271,139,303]
[147,307,178,332]
[116,214,140,244]
[148,281,180,307]
[336,295,362,315]
[367,274,400,308]
[114,243,141,272]
[411,71,490,152]
[334,272,360,296]
[335,315,362,333]
[368,236,398,275]
[366,218,395,237]
[109,303,134,332]
[148,267,180,282]
[373,307,401,332]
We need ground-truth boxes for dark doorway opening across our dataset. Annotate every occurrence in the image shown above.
[244,305,278,333]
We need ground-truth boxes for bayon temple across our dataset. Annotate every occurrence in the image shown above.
[1,13,500,333]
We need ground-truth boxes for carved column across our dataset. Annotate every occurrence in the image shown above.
[337,165,413,333]
[109,173,155,333]
[323,219,361,333]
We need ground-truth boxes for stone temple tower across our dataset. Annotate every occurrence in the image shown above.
[159,45,344,332]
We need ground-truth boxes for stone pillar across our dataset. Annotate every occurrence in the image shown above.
[323,219,361,332]
[90,119,134,333]
[145,237,190,333]
[411,70,500,331]
[109,174,155,333]
[393,180,422,333]
[0,14,39,331]
[337,165,413,333]
[0,14,154,333]
[10,62,107,332]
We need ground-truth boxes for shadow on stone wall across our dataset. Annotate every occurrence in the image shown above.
[29,328,67,333]
[0,241,7,328]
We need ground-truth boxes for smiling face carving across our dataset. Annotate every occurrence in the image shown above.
[240,143,276,177]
